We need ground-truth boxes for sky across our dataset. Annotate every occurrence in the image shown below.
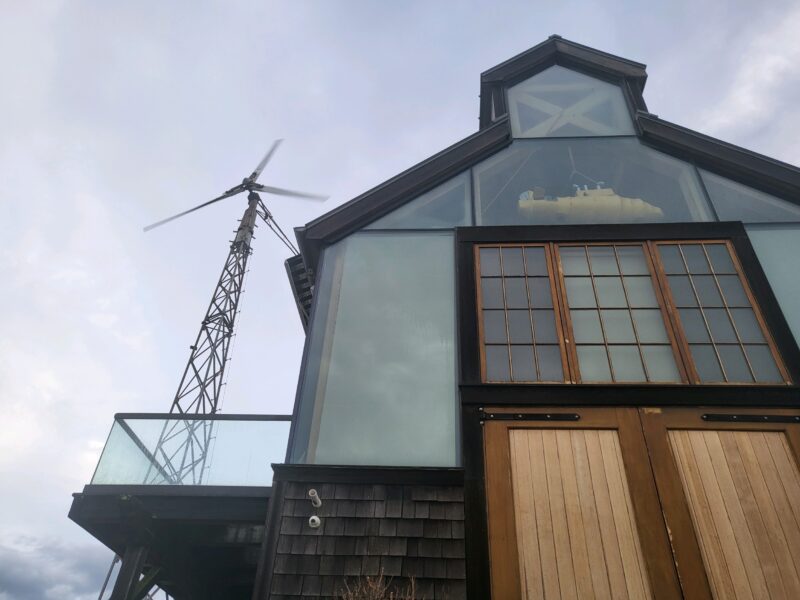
[2,1,800,598]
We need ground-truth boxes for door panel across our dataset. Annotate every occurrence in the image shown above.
[510,429,651,600]
[641,407,800,600]
[484,408,681,600]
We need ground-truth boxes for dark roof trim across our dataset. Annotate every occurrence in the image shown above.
[638,112,800,200]
[479,35,648,128]
[296,117,511,270]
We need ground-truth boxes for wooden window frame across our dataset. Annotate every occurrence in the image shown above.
[474,238,791,386]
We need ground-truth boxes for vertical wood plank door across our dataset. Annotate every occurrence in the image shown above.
[484,408,681,600]
[642,408,800,600]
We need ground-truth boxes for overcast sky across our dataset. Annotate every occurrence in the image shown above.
[2,1,800,598]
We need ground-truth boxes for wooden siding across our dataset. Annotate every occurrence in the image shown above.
[509,429,653,599]
[668,430,800,600]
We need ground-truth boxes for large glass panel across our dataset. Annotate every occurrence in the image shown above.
[91,416,290,486]
[291,233,458,466]
[747,224,800,346]
[475,139,713,225]
[366,172,472,229]
[507,65,635,138]
[700,170,800,223]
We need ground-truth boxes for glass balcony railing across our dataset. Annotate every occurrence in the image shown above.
[90,414,291,487]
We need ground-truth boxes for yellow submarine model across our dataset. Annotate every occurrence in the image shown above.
[518,185,664,222]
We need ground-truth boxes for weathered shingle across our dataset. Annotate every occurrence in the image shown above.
[263,480,466,599]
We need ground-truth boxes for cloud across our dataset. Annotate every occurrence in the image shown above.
[0,537,111,600]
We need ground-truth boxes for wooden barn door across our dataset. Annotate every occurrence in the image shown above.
[641,407,800,600]
[483,407,681,600]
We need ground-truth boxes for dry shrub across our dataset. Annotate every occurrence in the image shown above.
[338,572,419,600]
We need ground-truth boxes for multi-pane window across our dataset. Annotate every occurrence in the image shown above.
[657,242,785,383]
[476,240,789,385]
[478,245,565,382]
[560,244,682,382]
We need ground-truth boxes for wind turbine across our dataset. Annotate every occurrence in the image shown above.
[142,140,326,485]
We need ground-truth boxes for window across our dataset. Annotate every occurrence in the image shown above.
[476,240,788,385]
[473,139,713,226]
[507,65,635,138]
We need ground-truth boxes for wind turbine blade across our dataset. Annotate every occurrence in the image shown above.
[250,139,283,181]
[143,186,245,232]
[252,184,328,202]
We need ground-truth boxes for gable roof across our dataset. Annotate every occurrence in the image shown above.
[294,36,800,276]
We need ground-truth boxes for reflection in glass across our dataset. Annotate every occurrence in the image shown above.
[625,277,658,307]
[533,310,558,344]
[480,248,501,276]
[730,309,765,343]
[538,346,564,381]
[561,247,589,275]
[700,169,800,223]
[681,244,710,273]
[529,277,553,308]
[367,172,472,229]
[502,247,525,276]
[577,346,612,381]
[617,246,649,274]
[483,310,507,344]
[668,275,697,307]
[588,246,618,275]
[609,346,646,381]
[602,310,636,343]
[632,309,669,343]
[486,346,511,381]
[511,346,536,381]
[717,275,749,307]
[571,310,604,344]
[691,345,724,382]
[507,310,533,343]
[481,278,504,308]
[641,346,681,382]
[475,139,713,226]
[595,277,627,308]
[692,276,723,307]
[659,245,685,274]
[745,345,783,383]
[292,233,458,467]
[705,309,737,344]
[717,346,753,382]
[566,277,596,308]
[705,244,735,273]
[678,309,710,343]
[525,247,549,275]
[505,278,528,308]
[507,65,635,138]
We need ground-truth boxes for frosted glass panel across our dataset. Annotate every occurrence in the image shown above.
[701,170,800,223]
[475,139,713,226]
[291,233,457,467]
[747,225,800,345]
[366,172,472,229]
[507,65,635,138]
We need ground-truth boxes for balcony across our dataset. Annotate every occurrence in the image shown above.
[91,413,291,487]
[70,413,291,598]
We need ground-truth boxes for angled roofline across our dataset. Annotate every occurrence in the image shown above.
[478,35,649,129]
[295,117,511,270]
[293,37,800,278]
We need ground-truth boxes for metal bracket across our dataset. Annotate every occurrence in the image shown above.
[479,412,580,422]
[701,413,800,424]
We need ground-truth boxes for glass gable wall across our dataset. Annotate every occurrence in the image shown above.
[366,172,472,229]
[474,139,713,226]
[507,65,635,138]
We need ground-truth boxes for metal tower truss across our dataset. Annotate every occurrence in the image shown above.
[146,193,266,485]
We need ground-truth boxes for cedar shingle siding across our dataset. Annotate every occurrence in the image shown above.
[267,481,467,599]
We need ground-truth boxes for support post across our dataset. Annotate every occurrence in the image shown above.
[110,545,149,600]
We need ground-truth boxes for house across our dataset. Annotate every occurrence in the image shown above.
[71,36,800,600]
